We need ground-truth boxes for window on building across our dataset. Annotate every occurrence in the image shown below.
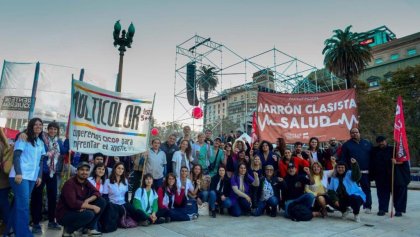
[390,53,399,60]
[367,76,380,88]
[407,48,417,56]
[369,81,379,87]
[375,58,383,64]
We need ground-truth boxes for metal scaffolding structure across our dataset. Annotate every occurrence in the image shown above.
[173,34,344,132]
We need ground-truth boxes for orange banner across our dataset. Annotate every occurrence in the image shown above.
[257,89,358,143]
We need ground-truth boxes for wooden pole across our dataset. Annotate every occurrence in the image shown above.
[390,142,396,218]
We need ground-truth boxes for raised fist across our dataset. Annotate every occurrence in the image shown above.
[350,158,357,164]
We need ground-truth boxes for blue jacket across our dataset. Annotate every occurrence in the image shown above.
[340,139,372,171]
[328,167,366,202]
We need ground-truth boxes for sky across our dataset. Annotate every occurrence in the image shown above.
[0,0,419,127]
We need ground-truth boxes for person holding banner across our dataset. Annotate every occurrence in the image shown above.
[340,128,372,214]
[8,117,45,237]
[391,156,410,217]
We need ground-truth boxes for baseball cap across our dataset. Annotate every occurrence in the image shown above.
[287,162,295,169]
[77,161,91,170]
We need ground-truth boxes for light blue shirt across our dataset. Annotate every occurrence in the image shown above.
[9,138,46,181]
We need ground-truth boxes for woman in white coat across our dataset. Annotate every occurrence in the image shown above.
[172,140,193,178]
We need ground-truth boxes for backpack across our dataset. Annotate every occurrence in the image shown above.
[119,205,138,228]
[288,203,313,221]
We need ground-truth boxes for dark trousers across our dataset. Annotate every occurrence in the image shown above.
[0,187,11,225]
[229,197,251,217]
[333,194,364,215]
[168,208,190,221]
[394,185,408,213]
[57,197,106,233]
[359,174,372,209]
[376,181,391,212]
[31,173,58,224]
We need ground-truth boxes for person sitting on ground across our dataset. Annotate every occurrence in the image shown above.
[209,165,232,218]
[229,162,259,217]
[157,173,190,222]
[253,165,280,217]
[133,173,168,226]
[190,164,210,205]
[279,163,319,220]
[278,149,310,178]
[304,160,336,217]
[56,162,105,237]
[327,159,365,223]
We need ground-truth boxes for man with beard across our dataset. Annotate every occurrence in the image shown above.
[56,162,106,236]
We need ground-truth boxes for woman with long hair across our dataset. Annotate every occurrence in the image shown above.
[274,137,286,158]
[307,137,331,170]
[8,117,45,237]
[172,139,193,178]
[224,142,235,177]
[157,173,189,221]
[133,173,167,226]
[209,165,232,217]
[305,160,335,217]
[256,140,278,171]
[190,164,209,204]
[31,121,68,233]
[229,162,259,217]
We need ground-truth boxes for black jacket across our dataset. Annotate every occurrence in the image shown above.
[210,175,231,198]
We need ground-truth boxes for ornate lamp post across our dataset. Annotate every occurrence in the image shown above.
[113,20,135,92]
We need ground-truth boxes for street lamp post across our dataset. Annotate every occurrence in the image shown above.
[113,20,135,92]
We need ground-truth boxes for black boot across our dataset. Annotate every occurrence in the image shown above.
[211,209,216,218]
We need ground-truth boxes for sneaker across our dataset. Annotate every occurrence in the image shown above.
[326,205,335,213]
[156,217,165,224]
[48,222,62,230]
[32,224,42,235]
[377,210,386,216]
[354,214,361,223]
[341,210,350,219]
[87,229,102,236]
[395,212,402,217]
[364,208,372,214]
[192,213,199,220]
[140,220,150,226]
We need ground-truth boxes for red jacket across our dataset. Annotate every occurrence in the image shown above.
[56,176,100,221]
[157,186,185,209]
[278,157,310,178]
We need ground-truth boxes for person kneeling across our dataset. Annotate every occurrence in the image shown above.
[327,159,365,223]
[252,165,280,217]
[133,173,168,226]
[56,162,105,236]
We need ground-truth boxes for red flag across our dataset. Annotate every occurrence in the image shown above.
[251,112,258,144]
[393,96,410,162]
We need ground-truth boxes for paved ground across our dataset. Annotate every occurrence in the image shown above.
[38,186,420,237]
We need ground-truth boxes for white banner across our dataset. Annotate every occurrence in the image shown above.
[69,80,153,156]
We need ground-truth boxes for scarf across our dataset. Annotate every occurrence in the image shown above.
[42,133,60,177]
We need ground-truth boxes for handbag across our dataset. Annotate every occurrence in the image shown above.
[119,205,138,228]
[0,144,13,174]
[198,202,209,216]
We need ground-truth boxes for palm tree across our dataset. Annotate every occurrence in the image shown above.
[322,25,373,89]
[197,65,218,126]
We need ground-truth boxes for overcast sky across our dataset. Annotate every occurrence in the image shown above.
[1,0,419,126]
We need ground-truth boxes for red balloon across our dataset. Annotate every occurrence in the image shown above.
[151,127,159,136]
[192,107,203,119]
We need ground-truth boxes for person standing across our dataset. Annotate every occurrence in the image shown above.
[204,129,214,146]
[172,140,193,178]
[56,162,105,236]
[160,134,179,174]
[31,121,67,234]
[0,128,12,235]
[176,126,194,147]
[370,136,393,216]
[144,139,167,190]
[8,118,45,237]
[208,138,224,177]
[340,128,372,213]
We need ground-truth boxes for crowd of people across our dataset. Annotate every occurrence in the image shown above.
[0,120,412,237]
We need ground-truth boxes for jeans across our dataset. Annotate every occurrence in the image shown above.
[168,208,190,222]
[57,197,106,233]
[199,190,209,202]
[0,187,11,226]
[253,196,279,216]
[208,191,232,210]
[229,197,251,217]
[359,174,372,209]
[31,173,58,224]
[284,193,315,218]
[8,178,36,237]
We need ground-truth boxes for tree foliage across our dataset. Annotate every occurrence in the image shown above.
[322,25,373,88]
